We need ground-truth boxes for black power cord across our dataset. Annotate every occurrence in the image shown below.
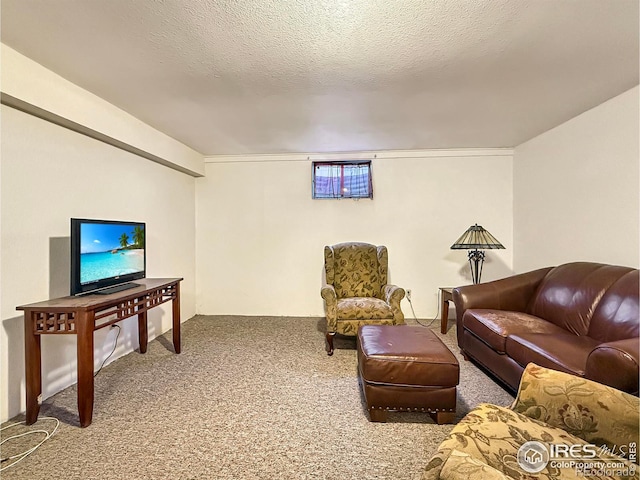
[94,324,121,377]
[406,288,441,328]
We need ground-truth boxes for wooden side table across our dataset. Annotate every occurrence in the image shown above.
[440,287,454,334]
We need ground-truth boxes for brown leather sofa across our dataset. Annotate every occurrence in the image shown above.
[453,262,639,395]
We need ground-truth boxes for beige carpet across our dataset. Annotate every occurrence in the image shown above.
[1,316,514,479]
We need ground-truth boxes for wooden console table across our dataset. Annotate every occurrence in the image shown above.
[17,277,182,427]
[439,287,454,334]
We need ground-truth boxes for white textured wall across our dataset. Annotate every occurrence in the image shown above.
[0,106,197,422]
[513,86,640,271]
[196,150,514,318]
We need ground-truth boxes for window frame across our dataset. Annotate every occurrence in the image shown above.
[311,160,373,200]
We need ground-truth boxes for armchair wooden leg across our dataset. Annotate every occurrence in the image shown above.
[325,332,336,356]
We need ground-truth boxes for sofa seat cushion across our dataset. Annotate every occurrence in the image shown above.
[336,297,393,320]
[505,333,600,375]
[463,309,566,353]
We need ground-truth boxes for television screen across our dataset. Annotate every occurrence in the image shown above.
[71,218,146,295]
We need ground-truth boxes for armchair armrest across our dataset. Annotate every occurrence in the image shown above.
[321,285,338,330]
[586,337,639,395]
[383,285,405,322]
[512,363,640,454]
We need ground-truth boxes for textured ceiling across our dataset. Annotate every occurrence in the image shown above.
[1,0,638,155]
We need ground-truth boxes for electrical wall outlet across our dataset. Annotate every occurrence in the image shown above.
[406,289,412,300]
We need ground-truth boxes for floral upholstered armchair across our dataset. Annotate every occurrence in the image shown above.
[422,363,639,480]
[320,242,405,355]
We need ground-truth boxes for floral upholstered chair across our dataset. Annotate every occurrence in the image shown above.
[320,242,405,355]
[422,363,639,480]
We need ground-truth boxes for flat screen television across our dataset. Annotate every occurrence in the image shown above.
[70,218,146,296]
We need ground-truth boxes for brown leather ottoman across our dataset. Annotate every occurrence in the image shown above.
[357,325,459,423]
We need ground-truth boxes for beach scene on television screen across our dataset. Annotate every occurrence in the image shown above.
[80,223,144,284]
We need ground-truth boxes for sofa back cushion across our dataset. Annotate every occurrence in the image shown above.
[588,269,639,342]
[528,262,634,336]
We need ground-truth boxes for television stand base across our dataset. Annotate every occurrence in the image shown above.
[93,282,140,295]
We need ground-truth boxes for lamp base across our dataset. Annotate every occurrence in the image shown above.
[467,250,485,284]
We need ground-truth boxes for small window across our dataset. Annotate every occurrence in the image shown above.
[312,161,373,199]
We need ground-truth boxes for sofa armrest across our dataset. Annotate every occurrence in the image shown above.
[321,285,338,330]
[586,337,639,395]
[452,267,552,345]
[512,363,639,455]
[384,285,405,322]
[453,267,552,314]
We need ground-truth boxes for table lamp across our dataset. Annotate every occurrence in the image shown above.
[451,224,504,284]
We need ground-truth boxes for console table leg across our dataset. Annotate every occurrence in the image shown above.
[24,312,41,425]
[172,283,181,354]
[76,311,95,427]
[137,304,148,354]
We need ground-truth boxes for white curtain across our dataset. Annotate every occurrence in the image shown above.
[313,162,372,198]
